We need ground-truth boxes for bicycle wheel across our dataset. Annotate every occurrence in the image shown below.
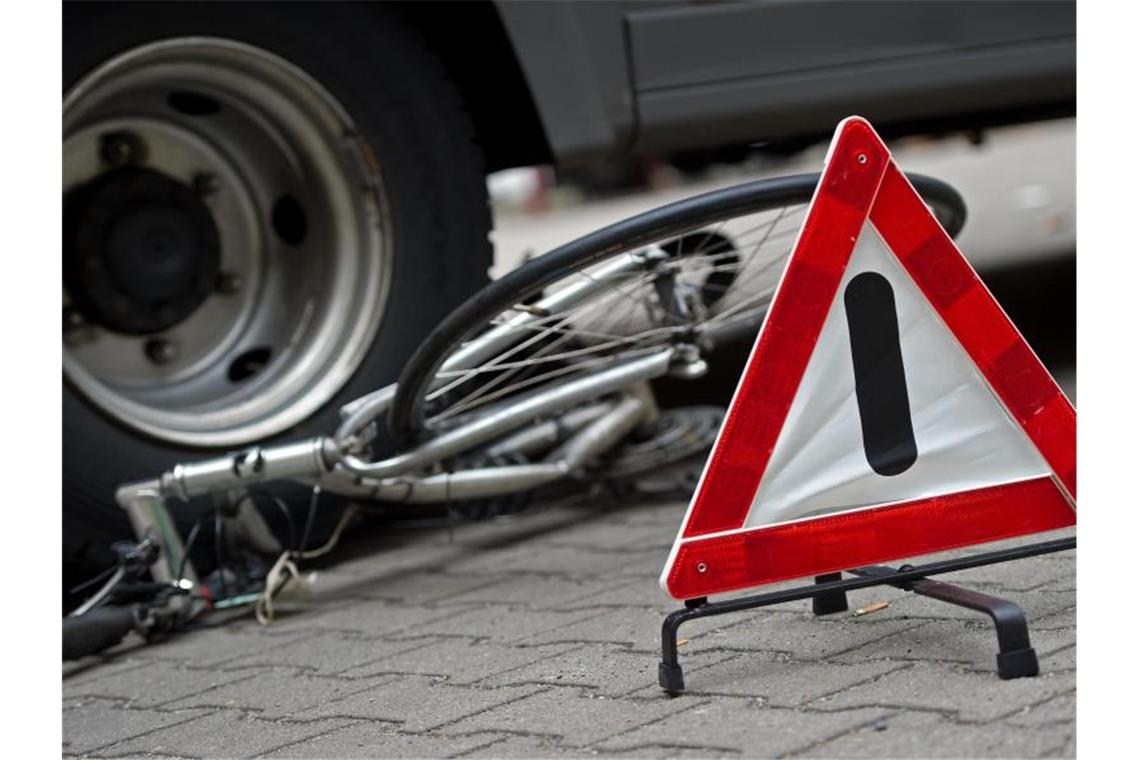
[387,172,966,444]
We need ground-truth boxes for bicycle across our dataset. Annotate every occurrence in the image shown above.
[65,170,966,658]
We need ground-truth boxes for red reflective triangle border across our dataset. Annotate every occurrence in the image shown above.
[662,117,1075,600]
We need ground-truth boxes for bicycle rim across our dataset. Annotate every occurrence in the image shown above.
[388,172,965,442]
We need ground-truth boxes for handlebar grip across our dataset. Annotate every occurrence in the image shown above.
[63,606,139,660]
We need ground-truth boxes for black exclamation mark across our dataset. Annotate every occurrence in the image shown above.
[844,272,918,476]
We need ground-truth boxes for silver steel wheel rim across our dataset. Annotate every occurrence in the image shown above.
[63,38,391,448]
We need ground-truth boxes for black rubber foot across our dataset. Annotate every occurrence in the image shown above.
[659,662,685,694]
[996,647,1039,679]
[811,573,849,615]
[812,595,848,615]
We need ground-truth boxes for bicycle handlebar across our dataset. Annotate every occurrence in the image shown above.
[63,606,140,660]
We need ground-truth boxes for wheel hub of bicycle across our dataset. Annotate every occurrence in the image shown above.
[604,405,725,481]
[64,167,221,335]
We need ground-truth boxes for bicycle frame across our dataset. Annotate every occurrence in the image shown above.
[115,248,698,576]
[95,169,968,644]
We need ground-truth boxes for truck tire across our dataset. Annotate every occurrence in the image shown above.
[63,2,492,580]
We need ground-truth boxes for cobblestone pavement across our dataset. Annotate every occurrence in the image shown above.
[63,494,1075,758]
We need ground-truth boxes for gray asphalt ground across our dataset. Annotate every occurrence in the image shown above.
[63,121,1076,758]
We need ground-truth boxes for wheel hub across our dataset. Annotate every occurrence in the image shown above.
[65,167,221,335]
[62,38,389,446]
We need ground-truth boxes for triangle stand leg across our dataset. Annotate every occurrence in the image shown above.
[848,566,1039,679]
[658,536,1073,695]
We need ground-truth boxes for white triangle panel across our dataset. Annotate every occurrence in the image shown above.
[744,222,1051,529]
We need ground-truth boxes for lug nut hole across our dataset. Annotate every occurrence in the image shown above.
[228,346,273,383]
[272,194,308,246]
[167,91,221,116]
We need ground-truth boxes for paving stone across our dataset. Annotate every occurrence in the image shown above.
[448,686,692,747]
[63,657,151,687]
[441,543,649,579]
[658,655,907,706]
[937,554,1075,592]
[62,483,1077,758]
[798,709,1075,758]
[304,676,543,733]
[318,544,470,584]
[453,733,596,758]
[688,611,926,661]
[1037,644,1076,673]
[997,591,1077,624]
[595,500,687,528]
[605,549,677,581]
[219,631,434,675]
[1037,545,1076,562]
[822,587,991,624]
[519,606,689,651]
[410,505,604,551]
[64,659,257,709]
[485,643,733,698]
[1034,568,1076,592]
[260,599,472,637]
[822,584,1074,625]
[254,565,444,604]
[521,604,920,656]
[607,745,736,758]
[345,571,513,605]
[826,584,914,613]
[811,661,1076,722]
[434,574,618,610]
[1033,605,1077,631]
[543,523,674,552]
[1004,690,1077,727]
[597,700,887,756]
[131,627,319,669]
[339,518,564,562]
[845,592,979,623]
[264,722,497,758]
[545,578,673,611]
[100,710,353,758]
[831,618,1076,672]
[62,698,207,755]
[340,638,580,684]
[398,604,610,644]
[161,667,396,719]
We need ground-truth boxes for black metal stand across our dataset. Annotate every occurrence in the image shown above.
[659,536,1074,695]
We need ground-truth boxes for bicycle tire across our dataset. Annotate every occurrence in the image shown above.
[388,172,966,443]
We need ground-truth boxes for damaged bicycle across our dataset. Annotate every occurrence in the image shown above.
[63,170,966,659]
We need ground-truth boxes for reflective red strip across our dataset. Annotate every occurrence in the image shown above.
[869,164,1077,500]
[683,120,890,536]
[665,117,1077,600]
[666,477,1074,599]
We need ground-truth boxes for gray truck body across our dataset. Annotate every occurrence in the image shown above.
[486,0,1075,165]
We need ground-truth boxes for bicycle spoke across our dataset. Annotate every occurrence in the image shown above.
[418,196,818,432]
[578,265,690,327]
[429,280,675,413]
[369,171,963,459]
[432,346,663,423]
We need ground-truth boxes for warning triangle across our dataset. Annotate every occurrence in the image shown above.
[661,117,1075,600]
